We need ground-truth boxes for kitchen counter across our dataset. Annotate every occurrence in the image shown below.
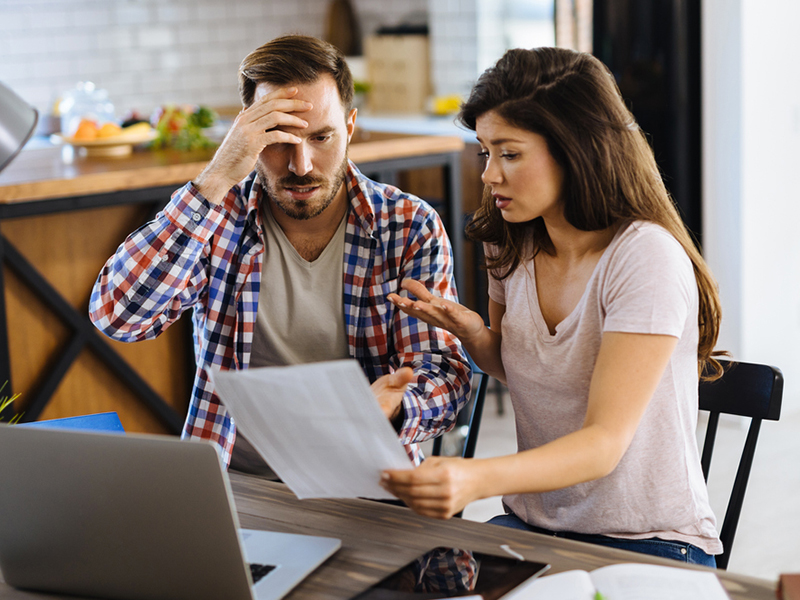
[357,113,479,142]
[0,132,464,203]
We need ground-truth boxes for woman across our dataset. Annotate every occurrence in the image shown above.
[381,47,724,567]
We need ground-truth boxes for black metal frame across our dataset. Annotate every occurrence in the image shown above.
[0,151,463,430]
[0,185,185,431]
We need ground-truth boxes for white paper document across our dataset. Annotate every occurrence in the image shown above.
[210,360,413,499]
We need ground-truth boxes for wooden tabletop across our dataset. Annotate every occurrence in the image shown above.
[0,474,778,599]
[229,476,777,600]
[0,133,465,204]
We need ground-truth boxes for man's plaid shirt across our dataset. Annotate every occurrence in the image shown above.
[90,162,471,466]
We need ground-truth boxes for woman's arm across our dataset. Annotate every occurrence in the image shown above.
[382,331,678,519]
[388,280,507,382]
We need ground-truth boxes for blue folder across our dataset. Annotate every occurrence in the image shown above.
[18,412,125,434]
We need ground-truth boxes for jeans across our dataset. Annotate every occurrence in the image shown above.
[487,513,717,568]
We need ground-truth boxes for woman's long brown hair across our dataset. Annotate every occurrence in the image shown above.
[461,47,725,379]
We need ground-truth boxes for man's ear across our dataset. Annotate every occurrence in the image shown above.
[345,107,357,143]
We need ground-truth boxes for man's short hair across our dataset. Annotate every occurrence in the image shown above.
[238,35,354,111]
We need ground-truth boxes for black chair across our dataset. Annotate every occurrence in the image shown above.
[430,359,489,518]
[698,359,783,570]
[431,359,489,461]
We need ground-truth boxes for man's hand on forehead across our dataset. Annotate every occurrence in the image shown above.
[192,87,314,204]
[247,87,313,140]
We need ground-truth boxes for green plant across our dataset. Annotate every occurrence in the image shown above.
[353,80,371,94]
[0,381,22,424]
[150,104,218,151]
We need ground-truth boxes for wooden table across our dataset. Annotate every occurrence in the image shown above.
[0,133,464,433]
[0,475,776,599]
[228,477,776,600]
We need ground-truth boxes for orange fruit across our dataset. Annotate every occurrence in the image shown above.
[72,119,99,140]
[97,122,122,138]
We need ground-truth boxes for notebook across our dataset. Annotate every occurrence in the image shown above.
[0,425,341,600]
[17,411,125,434]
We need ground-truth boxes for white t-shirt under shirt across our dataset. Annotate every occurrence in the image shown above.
[250,202,350,367]
[488,221,722,555]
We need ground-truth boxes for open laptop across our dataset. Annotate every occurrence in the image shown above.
[0,424,340,600]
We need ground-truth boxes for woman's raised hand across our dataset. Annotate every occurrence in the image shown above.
[388,280,486,343]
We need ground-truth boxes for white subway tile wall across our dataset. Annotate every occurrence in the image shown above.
[429,0,480,99]
[0,0,435,120]
[476,0,505,75]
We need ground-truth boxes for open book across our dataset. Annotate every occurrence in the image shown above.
[506,563,729,600]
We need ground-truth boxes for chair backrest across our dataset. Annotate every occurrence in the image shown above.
[430,359,489,519]
[698,359,782,570]
[431,360,489,461]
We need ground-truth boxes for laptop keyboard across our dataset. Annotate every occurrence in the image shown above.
[249,563,276,584]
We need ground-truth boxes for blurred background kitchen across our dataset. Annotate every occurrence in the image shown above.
[1,0,799,585]
[0,0,560,125]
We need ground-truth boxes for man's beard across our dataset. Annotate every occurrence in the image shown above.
[256,155,349,221]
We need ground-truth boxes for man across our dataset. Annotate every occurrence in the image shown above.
[89,35,471,471]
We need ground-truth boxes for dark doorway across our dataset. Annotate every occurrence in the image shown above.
[593,0,702,243]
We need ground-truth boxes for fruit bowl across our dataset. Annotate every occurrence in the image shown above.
[50,128,157,157]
